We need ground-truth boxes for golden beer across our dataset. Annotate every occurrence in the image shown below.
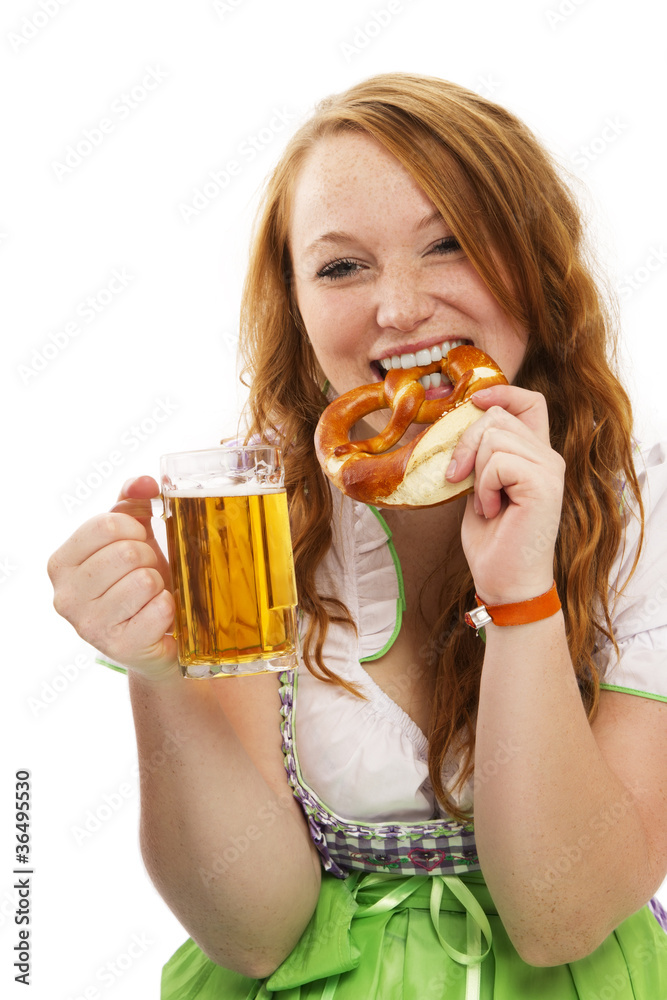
[164,488,298,677]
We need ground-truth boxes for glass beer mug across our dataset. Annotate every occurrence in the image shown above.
[151,444,299,678]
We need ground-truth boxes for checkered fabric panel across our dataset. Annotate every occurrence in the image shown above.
[279,671,480,879]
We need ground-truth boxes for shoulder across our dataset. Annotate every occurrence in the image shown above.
[596,440,667,701]
[608,440,667,599]
[629,439,667,513]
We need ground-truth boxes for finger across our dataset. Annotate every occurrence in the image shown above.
[475,452,524,519]
[48,512,147,577]
[96,565,168,629]
[115,475,160,538]
[109,590,178,670]
[80,538,160,603]
[469,385,550,440]
[52,542,162,629]
[472,425,546,501]
[447,402,542,483]
[475,451,559,519]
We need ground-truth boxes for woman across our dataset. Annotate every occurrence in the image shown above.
[48,74,667,998]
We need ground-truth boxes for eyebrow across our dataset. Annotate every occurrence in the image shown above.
[303,209,445,258]
[415,209,446,232]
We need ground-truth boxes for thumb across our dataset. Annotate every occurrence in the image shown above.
[118,474,160,501]
[111,475,161,538]
[111,475,172,588]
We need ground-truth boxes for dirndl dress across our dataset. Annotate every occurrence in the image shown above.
[161,670,667,999]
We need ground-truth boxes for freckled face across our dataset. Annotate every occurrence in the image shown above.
[287,131,528,434]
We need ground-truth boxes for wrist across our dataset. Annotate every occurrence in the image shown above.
[465,581,561,634]
[473,577,555,607]
[127,657,183,686]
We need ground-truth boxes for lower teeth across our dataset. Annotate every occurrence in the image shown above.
[420,373,446,390]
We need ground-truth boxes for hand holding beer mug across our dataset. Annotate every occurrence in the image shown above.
[151,444,299,678]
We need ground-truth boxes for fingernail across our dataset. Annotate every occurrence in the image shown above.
[121,478,136,494]
[445,459,457,480]
[473,494,481,516]
[472,388,492,400]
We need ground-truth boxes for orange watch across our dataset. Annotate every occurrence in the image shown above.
[464,582,561,635]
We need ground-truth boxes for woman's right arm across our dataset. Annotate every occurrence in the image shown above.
[47,478,321,978]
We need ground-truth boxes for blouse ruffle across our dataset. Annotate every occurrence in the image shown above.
[295,487,474,824]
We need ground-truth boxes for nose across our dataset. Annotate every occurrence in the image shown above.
[374,267,435,334]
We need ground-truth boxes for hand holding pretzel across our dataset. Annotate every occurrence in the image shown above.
[314,346,508,508]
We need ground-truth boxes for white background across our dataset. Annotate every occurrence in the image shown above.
[2,0,666,997]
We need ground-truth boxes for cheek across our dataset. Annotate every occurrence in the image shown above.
[485,328,526,380]
[298,291,365,359]
[473,292,528,380]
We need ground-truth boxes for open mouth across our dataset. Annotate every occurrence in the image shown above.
[370,338,473,393]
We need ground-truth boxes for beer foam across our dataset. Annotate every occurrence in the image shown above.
[166,485,284,497]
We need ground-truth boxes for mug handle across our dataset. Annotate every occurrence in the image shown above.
[110,496,166,519]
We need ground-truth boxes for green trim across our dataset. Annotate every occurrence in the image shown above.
[599,683,667,703]
[95,656,128,675]
[359,506,406,663]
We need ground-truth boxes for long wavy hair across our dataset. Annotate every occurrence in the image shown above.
[237,73,644,821]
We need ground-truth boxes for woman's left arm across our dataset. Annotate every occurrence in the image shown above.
[447,384,667,967]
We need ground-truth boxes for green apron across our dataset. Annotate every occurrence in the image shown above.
[161,868,667,999]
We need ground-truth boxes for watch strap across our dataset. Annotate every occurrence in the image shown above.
[465,581,561,632]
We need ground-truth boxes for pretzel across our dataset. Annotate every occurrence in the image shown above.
[314,345,508,508]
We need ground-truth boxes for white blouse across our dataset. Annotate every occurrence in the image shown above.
[594,440,667,699]
[295,441,667,824]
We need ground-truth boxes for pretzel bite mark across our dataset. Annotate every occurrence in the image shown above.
[314,346,508,508]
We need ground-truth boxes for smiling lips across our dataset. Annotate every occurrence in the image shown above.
[373,338,472,396]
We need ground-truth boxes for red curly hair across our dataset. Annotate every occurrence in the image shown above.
[237,73,644,821]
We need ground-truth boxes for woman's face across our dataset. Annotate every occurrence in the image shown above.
[288,131,528,436]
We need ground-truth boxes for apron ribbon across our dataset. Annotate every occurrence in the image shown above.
[266,871,493,1000]
[350,871,492,1000]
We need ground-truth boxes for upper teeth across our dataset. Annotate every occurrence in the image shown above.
[378,339,469,372]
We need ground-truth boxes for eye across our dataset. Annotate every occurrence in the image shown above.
[429,236,463,256]
[316,257,361,281]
